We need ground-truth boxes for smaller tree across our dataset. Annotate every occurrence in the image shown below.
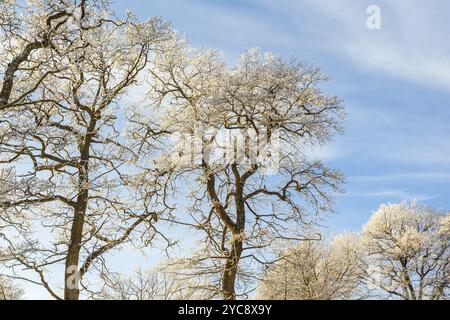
[361,202,449,300]
[98,265,214,300]
[257,234,365,300]
[0,276,23,300]
[0,247,23,300]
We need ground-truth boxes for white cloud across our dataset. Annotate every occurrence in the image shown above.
[307,143,346,161]
[343,189,436,201]
[333,103,450,166]
[258,0,450,91]
[141,0,298,60]
[350,172,450,183]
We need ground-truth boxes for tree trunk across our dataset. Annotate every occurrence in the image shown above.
[64,144,91,299]
[64,207,86,300]
[64,181,89,300]
[222,238,243,300]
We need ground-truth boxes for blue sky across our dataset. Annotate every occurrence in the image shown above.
[19,0,450,298]
[113,0,450,233]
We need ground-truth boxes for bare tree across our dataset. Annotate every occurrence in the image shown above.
[98,265,213,300]
[0,0,104,111]
[0,276,23,300]
[0,1,173,300]
[258,202,450,301]
[360,202,449,300]
[0,246,23,300]
[257,235,367,300]
[147,43,345,299]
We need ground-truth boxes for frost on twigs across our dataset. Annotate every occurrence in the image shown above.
[361,201,449,300]
[0,0,174,300]
[147,39,345,299]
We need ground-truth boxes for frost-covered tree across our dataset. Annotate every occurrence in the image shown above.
[98,269,182,300]
[361,202,449,300]
[147,40,345,299]
[0,276,23,300]
[0,0,104,111]
[98,265,214,300]
[0,248,23,300]
[258,235,365,300]
[0,1,173,300]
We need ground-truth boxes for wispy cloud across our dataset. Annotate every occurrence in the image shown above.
[333,103,450,166]
[343,189,437,201]
[258,0,450,91]
[350,172,450,183]
[128,0,298,60]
